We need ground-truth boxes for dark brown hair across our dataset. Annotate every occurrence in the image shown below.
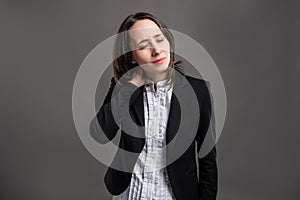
[113,12,184,83]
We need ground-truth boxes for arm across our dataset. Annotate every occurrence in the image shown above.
[196,81,218,200]
[89,77,138,144]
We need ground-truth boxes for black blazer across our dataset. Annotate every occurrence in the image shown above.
[90,73,218,200]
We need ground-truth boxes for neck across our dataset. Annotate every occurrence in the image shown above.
[145,71,168,84]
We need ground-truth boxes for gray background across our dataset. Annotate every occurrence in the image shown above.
[1,0,299,199]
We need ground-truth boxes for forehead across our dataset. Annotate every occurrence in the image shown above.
[130,19,159,30]
[129,19,163,42]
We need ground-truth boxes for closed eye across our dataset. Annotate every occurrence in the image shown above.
[138,44,148,50]
[137,38,165,50]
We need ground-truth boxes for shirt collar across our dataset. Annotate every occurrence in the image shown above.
[144,78,174,95]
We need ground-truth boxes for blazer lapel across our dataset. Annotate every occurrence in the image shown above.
[166,94,181,145]
[166,72,188,145]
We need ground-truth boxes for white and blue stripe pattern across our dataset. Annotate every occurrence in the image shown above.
[113,78,176,200]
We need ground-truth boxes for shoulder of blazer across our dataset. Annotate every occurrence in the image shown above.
[184,75,211,95]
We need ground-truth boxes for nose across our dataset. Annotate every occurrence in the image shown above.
[151,43,162,56]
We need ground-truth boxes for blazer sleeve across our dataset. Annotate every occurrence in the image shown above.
[89,77,138,144]
[196,80,218,200]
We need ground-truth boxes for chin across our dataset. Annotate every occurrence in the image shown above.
[142,63,170,74]
[153,65,169,73]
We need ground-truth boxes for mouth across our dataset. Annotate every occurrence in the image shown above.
[152,57,166,64]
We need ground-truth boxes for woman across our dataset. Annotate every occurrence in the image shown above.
[90,12,218,200]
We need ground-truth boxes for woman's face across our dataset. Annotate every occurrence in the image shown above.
[129,19,170,82]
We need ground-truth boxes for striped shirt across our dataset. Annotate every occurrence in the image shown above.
[112,78,176,200]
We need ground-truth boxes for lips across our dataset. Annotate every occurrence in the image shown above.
[153,57,165,64]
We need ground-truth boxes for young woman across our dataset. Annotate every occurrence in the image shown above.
[90,12,218,200]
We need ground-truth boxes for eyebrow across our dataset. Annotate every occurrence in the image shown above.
[137,33,162,45]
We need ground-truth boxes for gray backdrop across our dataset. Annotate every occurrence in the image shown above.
[1,0,299,199]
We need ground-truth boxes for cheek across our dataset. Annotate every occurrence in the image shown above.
[134,51,151,63]
[162,40,170,52]
[164,52,171,66]
[164,50,171,60]
[162,45,171,60]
